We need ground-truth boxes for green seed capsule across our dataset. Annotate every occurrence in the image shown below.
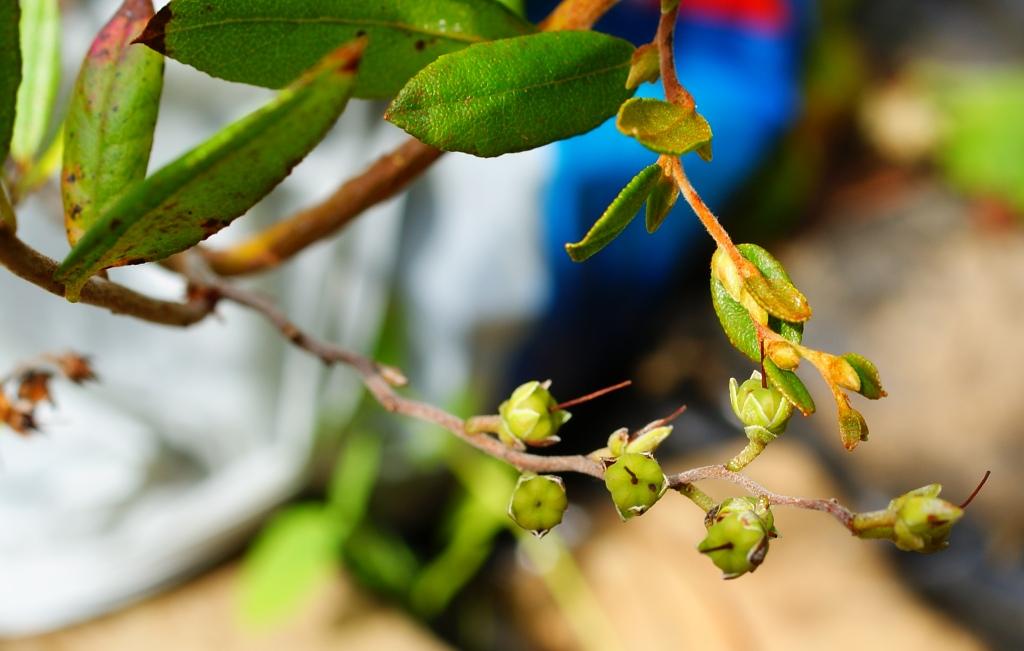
[889,484,964,553]
[604,452,667,520]
[508,474,568,537]
[698,496,777,579]
[498,380,571,449]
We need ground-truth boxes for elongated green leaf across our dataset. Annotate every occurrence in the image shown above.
[842,352,886,399]
[55,40,365,300]
[387,31,636,157]
[239,504,341,627]
[616,98,712,156]
[135,0,533,99]
[327,430,381,540]
[565,164,659,262]
[63,0,164,246]
[11,0,59,165]
[710,276,815,415]
[0,1,20,165]
[644,166,678,233]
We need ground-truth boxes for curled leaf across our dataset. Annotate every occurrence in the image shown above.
[55,40,365,300]
[843,352,886,399]
[615,97,712,156]
[837,396,869,451]
[626,43,659,90]
[644,163,678,233]
[735,243,812,323]
[63,0,164,245]
[387,31,635,157]
[565,164,661,262]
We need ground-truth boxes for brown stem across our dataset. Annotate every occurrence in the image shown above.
[654,2,695,110]
[539,0,620,31]
[553,379,632,411]
[0,228,213,327]
[668,465,857,531]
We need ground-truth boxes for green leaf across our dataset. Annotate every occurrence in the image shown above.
[616,98,712,156]
[842,352,886,399]
[626,43,659,90]
[344,525,420,598]
[11,0,60,165]
[838,400,869,451]
[565,163,660,262]
[55,40,365,300]
[387,31,635,157]
[327,430,382,539]
[736,242,812,323]
[644,165,678,233]
[238,504,341,627]
[710,276,815,416]
[0,1,20,165]
[135,0,533,99]
[63,0,164,246]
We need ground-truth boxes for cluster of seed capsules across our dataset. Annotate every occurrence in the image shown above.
[491,376,967,579]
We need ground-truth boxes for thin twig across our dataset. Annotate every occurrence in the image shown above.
[654,1,695,110]
[553,379,632,411]
[668,465,856,531]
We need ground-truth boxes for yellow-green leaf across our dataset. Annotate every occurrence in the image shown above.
[135,0,534,99]
[842,352,886,399]
[736,242,812,323]
[565,163,660,262]
[387,31,635,157]
[616,97,712,156]
[644,165,678,233]
[838,400,869,451]
[63,0,164,246]
[710,276,815,415]
[0,0,20,165]
[11,0,60,165]
[55,40,365,300]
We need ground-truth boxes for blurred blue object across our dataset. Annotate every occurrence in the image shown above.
[515,0,810,390]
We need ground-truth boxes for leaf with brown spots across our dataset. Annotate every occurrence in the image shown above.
[63,0,165,245]
[55,39,365,300]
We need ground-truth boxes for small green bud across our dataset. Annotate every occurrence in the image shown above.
[625,425,673,454]
[497,380,571,449]
[889,484,964,553]
[698,497,777,579]
[508,474,569,537]
[604,452,667,520]
[729,371,792,442]
[607,427,629,457]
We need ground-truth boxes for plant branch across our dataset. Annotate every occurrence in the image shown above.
[668,465,856,531]
[654,1,694,110]
[539,0,620,31]
[0,227,214,327]
[179,252,606,479]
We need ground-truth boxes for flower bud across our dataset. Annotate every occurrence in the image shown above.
[625,425,673,455]
[698,496,777,579]
[889,484,964,553]
[497,380,571,449]
[604,452,667,520]
[729,371,792,441]
[607,427,629,457]
[508,474,569,537]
